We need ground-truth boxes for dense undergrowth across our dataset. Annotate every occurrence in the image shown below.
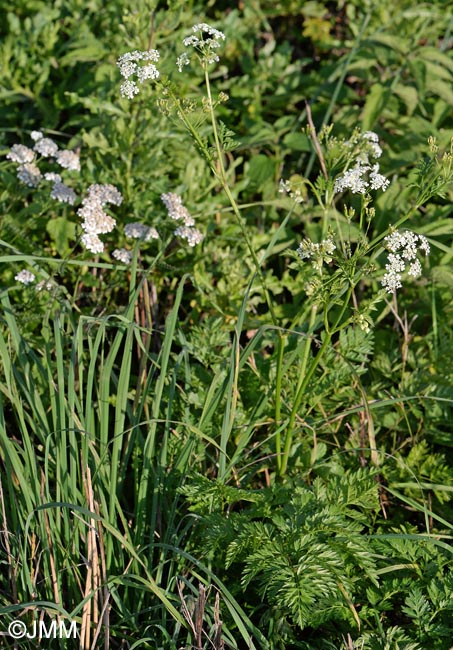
[1,1,453,648]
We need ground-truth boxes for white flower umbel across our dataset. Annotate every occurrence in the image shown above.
[178,22,225,70]
[7,144,35,164]
[17,163,42,187]
[33,137,59,158]
[117,49,160,99]
[124,222,159,241]
[174,225,203,247]
[56,149,80,171]
[161,192,195,226]
[81,233,104,254]
[50,181,77,205]
[78,183,122,254]
[334,162,389,194]
[15,269,35,285]
[112,248,133,264]
[381,230,430,293]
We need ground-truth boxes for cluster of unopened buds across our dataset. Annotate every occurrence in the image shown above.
[278,179,304,204]
[297,237,336,274]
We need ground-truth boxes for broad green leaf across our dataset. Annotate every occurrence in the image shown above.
[361,83,389,130]
[46,216,76,256]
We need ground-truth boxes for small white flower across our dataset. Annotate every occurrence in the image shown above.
[55,150,80,171]
[180,22,225,69]
[50,181,77,205]
[369,164,389,191]
[17,163,42,187]
[120,80,140,99]
[7,144,35,164]
[381,229,430,293]
[118,60,137,79]
[117,49,160,98]
[297,237,336,269]
[44,172,62,182]
[15,270,35,285]
[176,52,190,72]
[183,35,201,47]
[87,184,122,206]
[334,163,369,194]
[30,131,43,141]
[112,248,133,264]
[33,137,59,158]
[191,23,225,42]
[161,192,194,225]
[174,225,203,247]
[136,64,160,83]
[79,205,116,234]
[81,232,104,254]
[124,222,159,241]
[408,259,422,277]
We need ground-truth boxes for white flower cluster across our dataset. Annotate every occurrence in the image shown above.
[15,269,35,285]
[6,131,80,200]
[110,223,159,266]
[177,22,226,71]
[381,230,430,293]
[112,248,133,264]
[161,192,203,247]
[124,222,159,241]
[334,162,389,194]
[297,237,336,273]
[117,50,160,99]
[350,131,383,162]
[334,131,389,195]
[77,184,123,254]
[279,179,304,204]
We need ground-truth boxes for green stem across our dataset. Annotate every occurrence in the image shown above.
[274,331,287,472]
[203,66,278,326]
[279,284,353,476]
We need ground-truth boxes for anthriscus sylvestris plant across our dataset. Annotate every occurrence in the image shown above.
[115,24,453,478]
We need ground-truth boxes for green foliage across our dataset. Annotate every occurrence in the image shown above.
[1,0,453,648]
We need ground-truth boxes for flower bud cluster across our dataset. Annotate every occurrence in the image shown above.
[297,237,336,273]
[278,179,304,204]
[381,230,430,293]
